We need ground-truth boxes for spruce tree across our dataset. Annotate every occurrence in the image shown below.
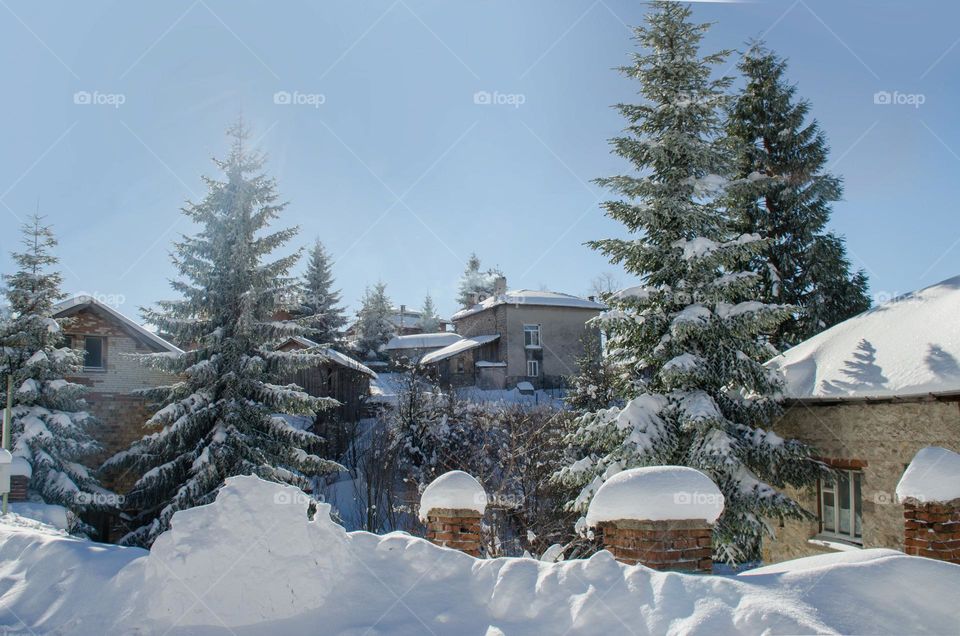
[456,253,500,307]
[726,43,870,348]
[353,282,394,360]
[297,238,347,346]
[419,294,440,333]
[105,123,340,547]
[554,2,825,563]
[0,215,109,524]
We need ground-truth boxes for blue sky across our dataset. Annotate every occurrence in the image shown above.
[0,0,957,321]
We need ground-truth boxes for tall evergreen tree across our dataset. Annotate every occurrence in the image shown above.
[297,238,347,346]
[419,294,440,333]
[456,253,501,308]
[554,2,825,563]
[726,43,870,348]
[105,124,340,547]
[353,282,394,360]
[0,215,108,525]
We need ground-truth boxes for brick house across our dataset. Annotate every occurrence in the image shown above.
[761,275,960,563]
[53,295,182,495]
[421,277,605,390]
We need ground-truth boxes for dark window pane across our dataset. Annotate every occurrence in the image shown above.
[838,472,851,535]
[854,472,863,538]
[84,336,103,368]
[822,489,835,533]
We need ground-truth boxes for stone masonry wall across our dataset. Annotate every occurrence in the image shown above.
[764,399,960,563]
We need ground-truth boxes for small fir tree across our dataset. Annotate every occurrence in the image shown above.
[104,123,340,547]
[0,215,109,526]
[456,253,501,308]
[726,43,870,348]
[419,294,440,333]
[296,239,347,346]
[353,282,395,360]
[554,2,826,563]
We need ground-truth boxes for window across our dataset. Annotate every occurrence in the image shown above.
[819,470,862,543]
[523,324,541,348]
[83,336,105,369]
[526,359,540,377]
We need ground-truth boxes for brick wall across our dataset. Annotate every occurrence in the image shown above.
[597,519,713,572]
[425,508,483,557]
[903,501,960,564]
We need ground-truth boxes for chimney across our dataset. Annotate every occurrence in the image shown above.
[493,276,507,297]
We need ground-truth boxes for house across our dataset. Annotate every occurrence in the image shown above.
[52,295,182,494]
[420,277,605,389]
[383,332,463,365]
[275,336,377,423]
[761,275,960,563]
[345,306,452,340]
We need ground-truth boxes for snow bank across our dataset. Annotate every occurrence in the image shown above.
[767,274,960,399]
[2,476,959,634]
[7,502,69,530]
[586,466,724,526]
[418,470,487,522]
[896,446,960,503]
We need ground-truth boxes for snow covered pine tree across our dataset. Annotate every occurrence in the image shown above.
[726,42,870,349]
[0,215,110,530]
[353,282,394,361]
[456,253,500,307]
[554,2,825,563]
[105,123,340,547]
[295,238,348,347]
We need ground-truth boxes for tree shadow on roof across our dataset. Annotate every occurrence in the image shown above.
[819,339,889,396]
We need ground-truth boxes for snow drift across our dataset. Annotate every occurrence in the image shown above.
[1,476,959,635]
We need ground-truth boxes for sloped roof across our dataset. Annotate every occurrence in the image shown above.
[420,334,500,365]
[277,336,377,378]
[384,333,463,350]
[52,295,182,353]
[766,275,960,400]
[452,290,605,320]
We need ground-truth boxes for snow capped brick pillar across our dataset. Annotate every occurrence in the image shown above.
[586,467,724,573]
[419,470,487,557]
[896,447,960,564]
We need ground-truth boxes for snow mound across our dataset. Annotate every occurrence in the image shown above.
[2,476,960,634]
[586,466,724,526]
[418,470,487,522]
[767,275,960,399]
[896,446,960,503]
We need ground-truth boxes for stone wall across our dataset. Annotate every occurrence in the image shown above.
[763,399,960,563]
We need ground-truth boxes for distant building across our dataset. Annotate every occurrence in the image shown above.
[762,275,960,563]
[345,306,452,340]
[421,277,605,390]
[384,332,464,365]
[275,336,377,423]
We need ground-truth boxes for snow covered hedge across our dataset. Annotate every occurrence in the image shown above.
[1,475,958,634]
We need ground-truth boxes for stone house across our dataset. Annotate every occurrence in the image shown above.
[762,275,960,563]
[421,278,605,389]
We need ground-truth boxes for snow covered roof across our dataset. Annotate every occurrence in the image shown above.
[419,334,500,365]
[52,295,182,354]
[276,337,377,378]
[384,333,463,351]
[896,446,960,504]
[451,289,605,320]
[418,470,487,521]
[767,275,960,401]
[586,466,724,526]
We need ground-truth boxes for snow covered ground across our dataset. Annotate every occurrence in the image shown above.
[1,475,958,635]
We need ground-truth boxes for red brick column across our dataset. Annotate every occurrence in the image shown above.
[424,508,482,557]
[903,501,960,564]
[8,475,28,502]
[597,519,713,572]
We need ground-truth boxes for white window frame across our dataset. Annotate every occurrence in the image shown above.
[818,469,862,544]
[526,359,540,377]
[523,324,541,348]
